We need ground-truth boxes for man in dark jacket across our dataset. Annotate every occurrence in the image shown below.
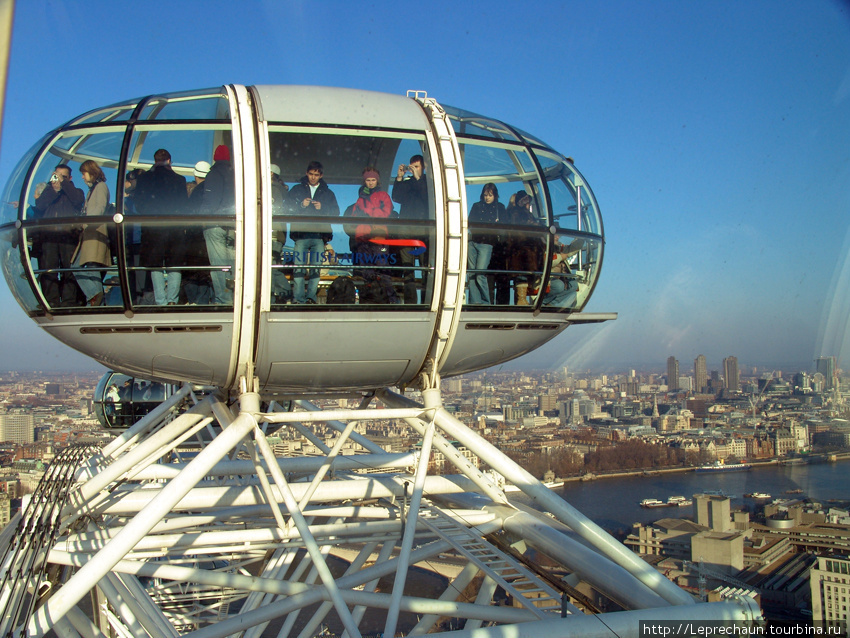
[391,154,430,303]
[284,161,338,304]
[134,149,188,305]
[202,145,236,305]
[33,164,85,306]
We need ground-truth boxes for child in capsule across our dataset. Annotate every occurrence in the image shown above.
[72,160,111,306]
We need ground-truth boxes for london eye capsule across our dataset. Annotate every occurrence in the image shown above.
[0,86,612,391]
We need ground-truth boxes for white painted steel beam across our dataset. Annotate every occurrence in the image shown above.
[378,388,696,607]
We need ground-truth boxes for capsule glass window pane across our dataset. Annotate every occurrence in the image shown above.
[128,221,224,307]
[555,231,600,311]
[267,129,430,197]
[538,232,599,313]
[25,221,122,309]
[1,227,39,313]
[266,128,434,307]
[1,132,51,224]
[138,89,231,121]
[70,100,137,125]
[24,130,124,222]
[459,141,538,183]
[126,126,232,181]
[443,105,520,142]
[537,151,602,236]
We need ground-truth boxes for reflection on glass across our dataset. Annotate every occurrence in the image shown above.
[1,133,51,225]
[542,233,602,312]
[1,228,39,313]
[138,90,230,121]
[443,105,521,142]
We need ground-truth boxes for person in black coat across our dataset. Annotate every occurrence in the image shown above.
[505,190,544,306]
[467,183,505,305]
[134,149,187,305]
[391,154,430,303]
[32,164,85,306]
[283,161,339,304]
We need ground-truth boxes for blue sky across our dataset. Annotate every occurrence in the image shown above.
[0,0,848,376]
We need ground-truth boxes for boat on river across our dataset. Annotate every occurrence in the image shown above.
[695,460,751,473]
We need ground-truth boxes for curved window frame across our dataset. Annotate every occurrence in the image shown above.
[449,108,605,314]
[4,87,242,316]
[261,124,438,310]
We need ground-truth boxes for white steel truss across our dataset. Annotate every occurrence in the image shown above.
[0,380,763,638]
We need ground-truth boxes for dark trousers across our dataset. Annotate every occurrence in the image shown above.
[39,235,80,306]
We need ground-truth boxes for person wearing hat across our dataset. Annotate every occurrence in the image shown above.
[201,145,236,304]
[187,160,211,197]
[182,160,213,303]
[505,189,544,306]
[348,166,397,304]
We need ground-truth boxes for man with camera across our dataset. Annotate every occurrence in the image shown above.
[33,164,85,306]
[392,154,429,303]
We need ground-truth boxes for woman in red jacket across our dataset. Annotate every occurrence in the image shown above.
[348,167,398,303]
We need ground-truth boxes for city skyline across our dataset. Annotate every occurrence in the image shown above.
[0,1,848,373]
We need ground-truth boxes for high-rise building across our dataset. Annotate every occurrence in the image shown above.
[815,356,837,390]
[667,356,679,390]
[694,355,707,393]
[811,555,850,626]
[723,356,739,393]
[0,413,35,444]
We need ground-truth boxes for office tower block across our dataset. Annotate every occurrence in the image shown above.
[0,413,35,444]
[667,356,679,391]
[723,356,739,393]
[694,354,707,393]
[815,356,837,390]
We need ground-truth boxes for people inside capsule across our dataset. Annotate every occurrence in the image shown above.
[505,190,544,306]
[122,168,147,302]
[543,238,584,308]
[392,154,428,304]
[467,183,505,305]
[134,149,188,306]
[269,164,292,305]
[347,166,398,304]
[71,160,112,306]
[201,145,236,305]
[105,384,121,418]
[32,164,85,307]
[182,161,213,304]
[187,161,210,197]
[284,161,339,304]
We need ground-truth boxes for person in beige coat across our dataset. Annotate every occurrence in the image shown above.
[72,160,111,306]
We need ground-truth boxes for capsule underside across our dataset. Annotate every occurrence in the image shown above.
[0,85,609,391]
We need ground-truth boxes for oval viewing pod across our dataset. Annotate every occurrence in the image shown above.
[0,86,613,392]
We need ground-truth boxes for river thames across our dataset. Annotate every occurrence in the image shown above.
[516,461,850,535]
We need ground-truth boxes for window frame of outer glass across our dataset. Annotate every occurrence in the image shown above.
[121,122,236,311]
[455,135,554,310]
[536,151,605,313]
[262,123,437,310]
[14,125,128,314]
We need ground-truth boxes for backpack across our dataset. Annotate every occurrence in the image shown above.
[358,278,390,304]
[326,275,356,304]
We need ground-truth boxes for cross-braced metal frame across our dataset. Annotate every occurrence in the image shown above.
[0,378,762,638]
